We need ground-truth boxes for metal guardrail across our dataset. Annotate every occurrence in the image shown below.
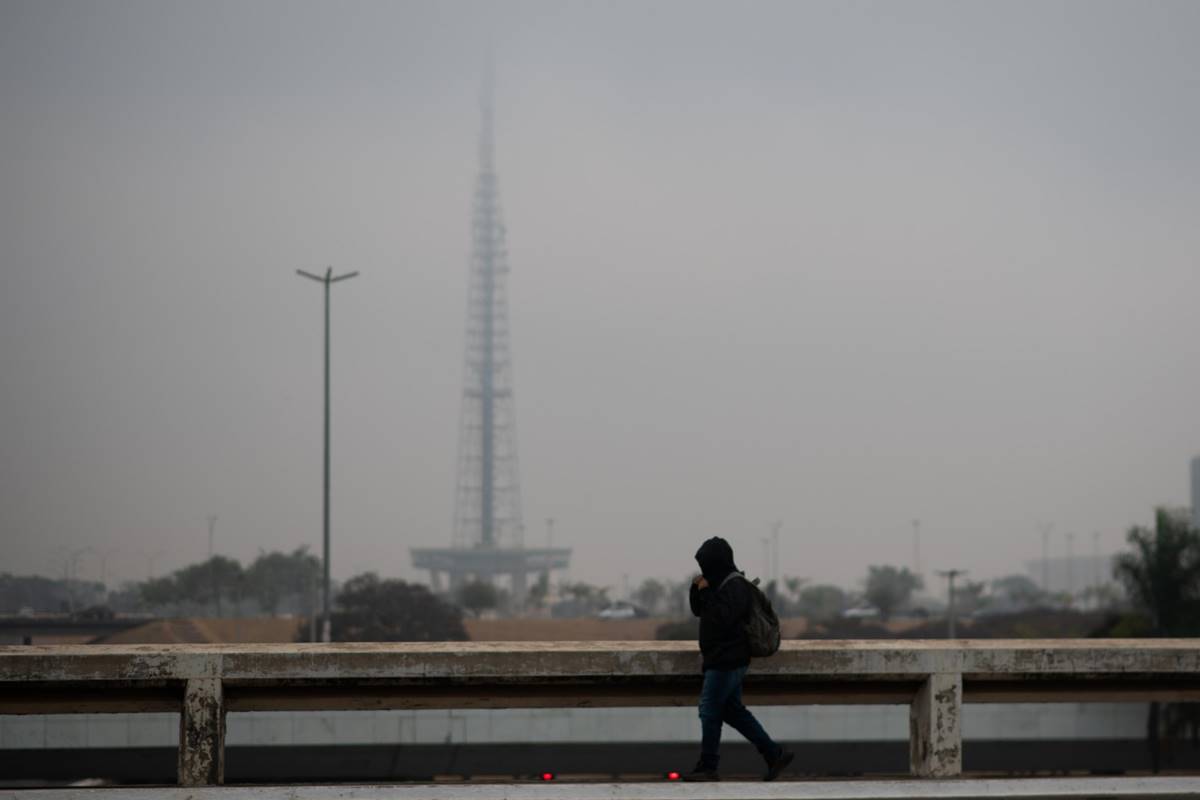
[2,640,1199,786]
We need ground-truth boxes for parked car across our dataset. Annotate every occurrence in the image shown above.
[596,602,642,620]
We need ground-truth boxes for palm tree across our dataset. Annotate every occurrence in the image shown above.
[1112,508,1200,636]
[1112,508,1200,772]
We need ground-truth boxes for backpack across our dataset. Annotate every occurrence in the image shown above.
[718,572,782,657]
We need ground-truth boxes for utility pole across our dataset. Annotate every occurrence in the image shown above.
[65,547,93,617]
[912,519,922,579]
[143,550,165,581]
[207,515,219,617]
[97,547,120,590]
[62,555,73,617]
[937,569,966,638]
[1039,522,1053,594]
[297,266,359,643]
[541,517,555,599]
[308,569,317,643]
[1066,531,1075,606]
[770,521,782,588]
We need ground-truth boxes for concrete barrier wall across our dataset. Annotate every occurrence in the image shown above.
[0,703,1149,749]
[2,640,1195,785]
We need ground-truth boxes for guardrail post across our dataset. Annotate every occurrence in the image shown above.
[179,678,225,785]
[909,672,962,777]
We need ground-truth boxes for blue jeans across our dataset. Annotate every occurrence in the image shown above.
[698,666,781,769]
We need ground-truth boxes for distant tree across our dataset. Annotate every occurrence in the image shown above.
[632,578,667,615]
[780,576,807,612]
[863,565,923,621]
[797,584,848,622]
[1112,509,1200,772]
[955,580,989,616]
[458,580,499,618]
[333,573,467,641]
[0,574,88,614]
[991,574,1044,609]
[172,556,244,616]
[529,572,550,609]
[139,575,180,607]
[1080,583,1122,611]
[761,576,806,616]
[763,579,780,607]
[665,578,693,616]
[136,556,243,614]
[558,581,610,614]
[1113,509,1200,636]
[244,547,320,615]
[784,576,806,598]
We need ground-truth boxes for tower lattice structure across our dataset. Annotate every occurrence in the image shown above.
[451,84,524,552]
[411,80,569,608]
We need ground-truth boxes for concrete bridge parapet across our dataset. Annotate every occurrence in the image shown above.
[2,639,1199,786]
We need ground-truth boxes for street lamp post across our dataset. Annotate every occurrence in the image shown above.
[912,519,922,578]
[96,547,120,590]
[297,266,359,643]
[65,547,94,617]
[937,568,967,638]
[1039,522,1053,593]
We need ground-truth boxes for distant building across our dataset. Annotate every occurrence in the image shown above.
[1191,455,1200,530]
[1025,555,1114,601]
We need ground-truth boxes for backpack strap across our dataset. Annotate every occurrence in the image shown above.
[717,572,745,591]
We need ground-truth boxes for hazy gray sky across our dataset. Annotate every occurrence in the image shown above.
[2,0,1198,595]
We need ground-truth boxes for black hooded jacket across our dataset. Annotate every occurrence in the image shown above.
[689,537,752,671]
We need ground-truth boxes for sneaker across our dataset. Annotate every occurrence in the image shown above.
[681,760,720,782]
[763,749,794,781]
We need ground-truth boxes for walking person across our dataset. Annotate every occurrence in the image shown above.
[684,536,794,781]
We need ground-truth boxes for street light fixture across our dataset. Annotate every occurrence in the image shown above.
[297,266,359,643]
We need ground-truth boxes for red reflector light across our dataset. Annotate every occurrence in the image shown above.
[667,772,681,781]
[540,772,555,781]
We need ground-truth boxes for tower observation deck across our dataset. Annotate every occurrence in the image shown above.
[411,80,570,609]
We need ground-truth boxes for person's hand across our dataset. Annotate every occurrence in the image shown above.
[693,576,709,590]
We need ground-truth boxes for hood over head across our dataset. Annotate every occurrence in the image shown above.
[695,536,739,584]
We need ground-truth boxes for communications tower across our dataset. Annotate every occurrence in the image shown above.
[411,79,570,609]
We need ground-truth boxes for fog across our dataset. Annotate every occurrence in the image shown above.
[2,0,1198,593]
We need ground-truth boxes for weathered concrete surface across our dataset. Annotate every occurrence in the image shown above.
[909,673,961,777]
[4,777,1200,799]
[4,640,1200,684]
[179,678,224,786]
[4,640,1199,717]
[2,640,1199,784]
